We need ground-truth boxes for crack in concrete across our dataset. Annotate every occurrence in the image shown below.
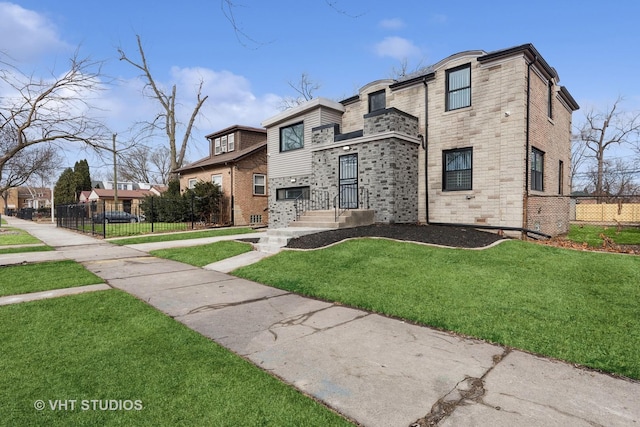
[409,347,511,426]
[267,306,371,342]
[183,293,291,315]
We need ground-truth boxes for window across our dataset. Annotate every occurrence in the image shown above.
[253,174,266,195]
[280,122,304,152]
[228,133,235,152]
[188,179,197,189]
[547,81,554,119]
[214,137,221,155]
[531,148,544,191]
[446,64,471,111]
[443,148,472,191]
[211,174,222,192]
[221,135,228,153]
[368,90,386,113]
[276,186,309,200]
[558,160,564,195]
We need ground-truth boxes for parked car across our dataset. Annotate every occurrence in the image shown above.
[92,211,140,223]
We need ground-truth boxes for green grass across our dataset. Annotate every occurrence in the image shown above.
[0,245,53,255]
[150,241,253,267]
[0,260,103,297]
[233,239,640,380]
[0,227,42,245]
[90,222,190,238]
[568,224,640,247]
[111,227,256,245]
[0,290,352,426]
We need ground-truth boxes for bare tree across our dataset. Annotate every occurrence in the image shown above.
[0,128,60,210]
[575,97,640,201]
[582,158,640,202]
[118,144,171,185]
[279,73,320,110]
[0,51,108,184]
[118,35,208,176]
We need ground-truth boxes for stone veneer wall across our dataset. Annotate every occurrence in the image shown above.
[363,108,419,137]
[267,175,311,228]
[312,137,419,223]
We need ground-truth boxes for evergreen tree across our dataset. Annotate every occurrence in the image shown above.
[73,159,92,197]
[54,168,77,205]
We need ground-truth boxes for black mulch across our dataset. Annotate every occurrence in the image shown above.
[285,223,506,250]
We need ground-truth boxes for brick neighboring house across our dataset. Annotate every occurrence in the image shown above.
[176,125,268,226]
[2,187,52,214]
[262,43,579,236]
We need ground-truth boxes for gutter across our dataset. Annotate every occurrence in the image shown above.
[422,76,430,224]
[524,55,538,238]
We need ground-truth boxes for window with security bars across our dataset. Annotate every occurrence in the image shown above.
[446,64,471,111]
[531,148,544,191]
[443,148,472,191]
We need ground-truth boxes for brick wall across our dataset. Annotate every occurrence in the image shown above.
[232,152,268,226]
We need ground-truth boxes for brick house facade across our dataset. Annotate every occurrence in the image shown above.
[176,125,268,226]
[262,44,579,236]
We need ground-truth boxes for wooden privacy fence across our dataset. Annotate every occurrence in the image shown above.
[575,203,640,222]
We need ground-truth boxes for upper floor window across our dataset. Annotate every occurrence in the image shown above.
[368,90,386,113]
[214,133,235,155]
[211,174,222,192]
[531,148,544,191]
[280,122,304,152]
[443,147,472,191]
[446,64,471,111]
[547,81,554,119]
[253,174,266,195]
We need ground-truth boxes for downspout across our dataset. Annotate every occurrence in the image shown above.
[422,77,430,224]
[523,56,538,238]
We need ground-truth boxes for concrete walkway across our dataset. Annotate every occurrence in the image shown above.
[2,217,639,426]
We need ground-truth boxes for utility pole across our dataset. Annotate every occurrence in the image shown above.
[113,133,118,206]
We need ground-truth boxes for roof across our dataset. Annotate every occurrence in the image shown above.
[205,124,266,140]
[90,189,153,199]
[176,140,267,173]
[261,98,345,128]
[341,44,579,111]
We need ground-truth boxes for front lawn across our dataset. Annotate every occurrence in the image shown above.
[0,291,352,426]
[233,239,640,380]
[150,241,253,267]
[0,260,103,297]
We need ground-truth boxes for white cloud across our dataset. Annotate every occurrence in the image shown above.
[0,2,70,62]
[430,14,448,24]
[373,37,422,61]
[379,18,405,30]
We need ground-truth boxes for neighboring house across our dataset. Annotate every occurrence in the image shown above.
[262,43,579,236]
[87,188,160,214]
[176,125,268,226]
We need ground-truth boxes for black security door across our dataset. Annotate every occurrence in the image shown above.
[339,154,358,209]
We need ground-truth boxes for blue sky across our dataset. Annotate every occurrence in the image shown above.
[1,0,639,178]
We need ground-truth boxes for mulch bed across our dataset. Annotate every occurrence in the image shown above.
[285,224,506,250]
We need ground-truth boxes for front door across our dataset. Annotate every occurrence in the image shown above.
[339,153,358,209]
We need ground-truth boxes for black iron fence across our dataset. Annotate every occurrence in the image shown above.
[56,196,230,238]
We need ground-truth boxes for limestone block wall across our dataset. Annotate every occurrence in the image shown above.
[267,174,311,228]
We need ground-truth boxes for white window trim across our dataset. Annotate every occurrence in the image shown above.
[228,133,235,152]
[214,137,221,155]
[188,178,197,189]
[253,174,266,195]
[211,174,223,192]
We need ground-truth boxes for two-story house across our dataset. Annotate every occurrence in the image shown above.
[176,125,268,226]
[262,43,579,237]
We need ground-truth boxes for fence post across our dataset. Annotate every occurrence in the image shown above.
[102,199,106,239]
[151,196,155,233]
[191,195,195,229]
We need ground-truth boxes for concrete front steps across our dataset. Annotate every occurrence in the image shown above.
[255,227,330,254]
[290,209,375,229]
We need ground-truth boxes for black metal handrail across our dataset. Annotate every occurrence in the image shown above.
[334,186,369,221]
[294,190,330,220]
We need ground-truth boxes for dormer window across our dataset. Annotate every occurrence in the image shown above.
[368,90,386,113]
[213,133,236,155]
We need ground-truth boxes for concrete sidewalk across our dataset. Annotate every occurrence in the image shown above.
[2,217,640,426]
